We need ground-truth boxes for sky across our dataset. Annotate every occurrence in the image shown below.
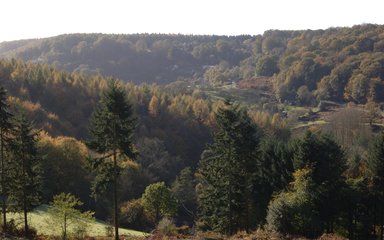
[1,0,384,42]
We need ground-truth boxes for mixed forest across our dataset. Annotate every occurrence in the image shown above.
[0,24,384,239]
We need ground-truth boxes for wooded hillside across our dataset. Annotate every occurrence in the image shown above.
[2,25,384,239]
[2,24,384,105]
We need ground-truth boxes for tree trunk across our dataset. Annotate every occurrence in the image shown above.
[380,206,383,240]
[113,149,119,240]
[1,198,5,233]
[156,207,160,223]
[23,187,28,238]
[64,213,67,240]
[22,151,28,239]
[21,149,29,239]
[375,201,379,237]
[245,201,249,233]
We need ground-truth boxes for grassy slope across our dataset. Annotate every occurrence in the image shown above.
[7,205,148,238]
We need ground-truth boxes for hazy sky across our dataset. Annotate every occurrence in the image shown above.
[1,0,384,42]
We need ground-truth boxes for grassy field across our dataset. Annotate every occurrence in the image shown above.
[7,205,148,238]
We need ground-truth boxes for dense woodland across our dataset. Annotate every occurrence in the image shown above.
[0,24,384,239]
[2,24,384,105]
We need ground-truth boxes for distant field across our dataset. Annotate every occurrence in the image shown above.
[202,86,273,108]
[7,205,148,238]
[292,120,327,129]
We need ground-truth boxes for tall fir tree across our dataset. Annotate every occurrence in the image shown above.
[0,86,12,232]
[255,138,293,224]
[292,131,346,233]
[88,79,137,240]
[8,112,42,238]
[197,101,260,234]
[366,132,384,240]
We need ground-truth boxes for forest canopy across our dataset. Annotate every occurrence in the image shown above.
[2,24,384,104]
[2,24,384,239]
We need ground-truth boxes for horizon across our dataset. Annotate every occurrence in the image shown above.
[1,23,381,43]
[1,23,381,41]
[1,0,384,43]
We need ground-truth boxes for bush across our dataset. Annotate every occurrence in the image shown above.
[120,198,152,231]
[266,194,294,233]
[0,219,18,236]
[156,217,177,236]
[1,219,37,239]
[266,169,322,238]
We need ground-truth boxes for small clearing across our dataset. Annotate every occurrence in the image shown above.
[7,205,148,238]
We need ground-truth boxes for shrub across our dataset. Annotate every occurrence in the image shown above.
[156,217,177,236]
[120,198,152,231]
[0,219,37,239]
[266,169,322,238]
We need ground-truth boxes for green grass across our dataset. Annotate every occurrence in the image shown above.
[7,205,148,238]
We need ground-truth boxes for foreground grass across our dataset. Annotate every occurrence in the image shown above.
[7,205,148,238]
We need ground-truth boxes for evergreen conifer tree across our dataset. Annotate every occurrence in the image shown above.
[255,138,293,224]
[292,131,346,233]
[197,101,260,234]
[366,132,384,240]
[0,86,12,232]
[88,79,137,240]
[8,112,42,238]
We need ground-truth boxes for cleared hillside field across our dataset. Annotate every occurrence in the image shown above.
[6,205,148,238]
